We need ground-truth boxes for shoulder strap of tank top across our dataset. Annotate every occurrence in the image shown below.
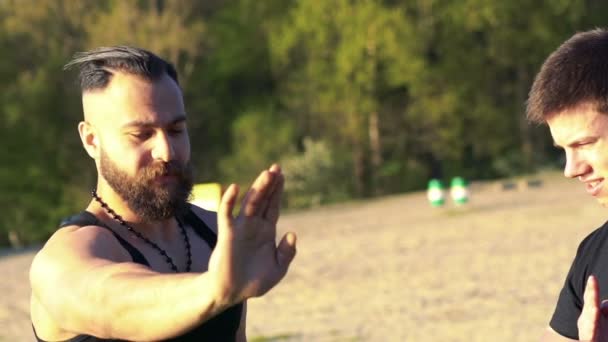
[183,207,217,249]
[59,211,149,267]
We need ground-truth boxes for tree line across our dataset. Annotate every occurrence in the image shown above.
[1,0,604,247]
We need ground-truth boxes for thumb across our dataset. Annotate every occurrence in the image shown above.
[276,232,297,273]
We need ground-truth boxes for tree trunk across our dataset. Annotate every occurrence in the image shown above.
[422,151,443,180]
[369,111,382,194]
[8,230,22,249]
[353,144,367,197]
[517,66,534,172]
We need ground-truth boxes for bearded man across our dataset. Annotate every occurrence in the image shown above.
[29,46,297,342]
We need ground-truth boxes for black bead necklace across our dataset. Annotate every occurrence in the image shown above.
[91,189,192,273]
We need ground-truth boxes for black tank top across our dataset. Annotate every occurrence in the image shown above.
[33,207,243,342]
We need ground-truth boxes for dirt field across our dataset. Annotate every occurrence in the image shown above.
[2,173,606,341]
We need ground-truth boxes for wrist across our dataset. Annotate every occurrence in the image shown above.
[203,269,240,309]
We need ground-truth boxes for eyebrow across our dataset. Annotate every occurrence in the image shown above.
[122,115,187,129]
[553,136,595,148]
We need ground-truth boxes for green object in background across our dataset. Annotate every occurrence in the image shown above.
[450,177,469,205]
[427,179,445,207]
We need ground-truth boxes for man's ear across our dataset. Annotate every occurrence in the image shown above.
[78,121,99,159]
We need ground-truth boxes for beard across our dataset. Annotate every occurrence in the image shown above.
[99,149,194,222]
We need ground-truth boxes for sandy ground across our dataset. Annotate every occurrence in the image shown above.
[2,173,606,341]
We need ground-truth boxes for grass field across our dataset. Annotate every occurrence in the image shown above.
[1,172,605,341]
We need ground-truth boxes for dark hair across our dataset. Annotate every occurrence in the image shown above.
[527,28,608,123]
[64,46,179,92]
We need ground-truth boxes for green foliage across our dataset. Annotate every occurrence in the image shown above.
[269,0,422,196]
[491,149,529,178]
[375,158,429,193]
[219,106,295,185]
[281,139,351,208]
[1,0,607,247]
[186,0,285,181]
[0,1,90,246]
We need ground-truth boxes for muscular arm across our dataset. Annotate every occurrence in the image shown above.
[30,226,232,341]
[192,207,249,342]
[31,164,295,341]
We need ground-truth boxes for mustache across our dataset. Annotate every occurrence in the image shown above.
[143,160,189,179]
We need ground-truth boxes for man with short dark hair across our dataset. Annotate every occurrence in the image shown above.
[29,46,297,342]
[528,29,608,342]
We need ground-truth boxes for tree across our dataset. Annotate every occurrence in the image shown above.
[0,0,93,245]
[271,0,422,196]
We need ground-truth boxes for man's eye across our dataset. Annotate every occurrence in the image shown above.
[131,131,153,140]
[576,141,593,148]
[169,127,185,135]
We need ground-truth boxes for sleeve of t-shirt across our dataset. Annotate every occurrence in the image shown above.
[549,233,596,340]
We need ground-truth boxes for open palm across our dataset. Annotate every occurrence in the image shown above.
[208,164,297,304]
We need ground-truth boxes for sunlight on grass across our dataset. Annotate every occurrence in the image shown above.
[251,332,362,342]
[250,333,296,342]
[443,207,476,216]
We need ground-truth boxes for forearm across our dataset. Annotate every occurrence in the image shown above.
[59,264,230,340]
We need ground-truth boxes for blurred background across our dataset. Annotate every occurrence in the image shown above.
[3,1,608,341]
[4,0,606,247]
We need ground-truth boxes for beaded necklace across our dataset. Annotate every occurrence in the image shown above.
[91,189,192,272]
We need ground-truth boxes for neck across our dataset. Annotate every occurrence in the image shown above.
[90,181,176,239]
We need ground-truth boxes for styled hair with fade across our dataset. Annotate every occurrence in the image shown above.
[527,28,608,123]
[64,46,179,93]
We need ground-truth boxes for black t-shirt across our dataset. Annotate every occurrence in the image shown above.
[550,220,608,339]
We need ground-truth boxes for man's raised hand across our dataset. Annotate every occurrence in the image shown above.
[209,164,297,305]
[578,275,608,342]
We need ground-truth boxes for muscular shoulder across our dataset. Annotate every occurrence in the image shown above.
[30,225,132,290]
[189,204,218,233]
[30,225,150,339]
[42,224,131,263]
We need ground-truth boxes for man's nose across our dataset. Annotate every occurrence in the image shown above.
[563,151,588,178]
[151,131,175,162]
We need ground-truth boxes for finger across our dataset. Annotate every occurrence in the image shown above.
[269,163,281,174]
[217,184,239,238]
[276,232,297,275]
[601,300,608,342]
[580,275,600,341]
[242,170,276,217]
[601,300,608,317]
[262,164,282,216]
[264,173,284,225]
[257,169,280,218]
